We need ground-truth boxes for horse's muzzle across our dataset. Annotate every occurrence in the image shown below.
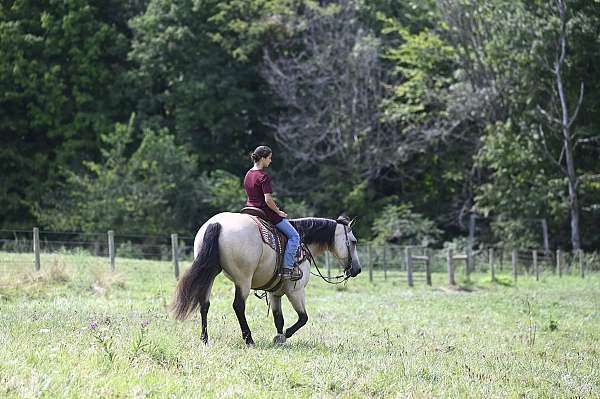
[346,263,361,278]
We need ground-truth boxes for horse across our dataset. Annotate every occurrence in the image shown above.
[171,212,361,346]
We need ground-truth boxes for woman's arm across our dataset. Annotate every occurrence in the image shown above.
[264,193,287,218]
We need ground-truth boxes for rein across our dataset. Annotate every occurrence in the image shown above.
[307,224,352,285]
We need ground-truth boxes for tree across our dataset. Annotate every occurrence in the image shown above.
[475,121,566,247]
[37,117,203,234]
[128,0,278,174]
[372,203,441,246]
[0,0,136,227]
[262,0,404,180]
[536,0,596,250]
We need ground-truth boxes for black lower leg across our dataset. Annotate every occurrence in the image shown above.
[200,301,210,344]
[284,313,308,339]
[273,309,284,335]
[233,286,254,345]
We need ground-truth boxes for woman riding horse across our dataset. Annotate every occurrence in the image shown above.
[171,148,362,346]
[244,145,302,281]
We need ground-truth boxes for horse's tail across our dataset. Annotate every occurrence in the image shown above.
[171,223,222,320]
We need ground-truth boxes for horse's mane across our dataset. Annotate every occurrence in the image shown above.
[289,217,337,247]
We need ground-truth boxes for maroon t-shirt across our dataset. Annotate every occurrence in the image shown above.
[243,169,283,224]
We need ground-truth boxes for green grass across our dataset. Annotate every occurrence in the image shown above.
[1,251,599,398]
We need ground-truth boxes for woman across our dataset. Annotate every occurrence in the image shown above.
[244,145,302,281]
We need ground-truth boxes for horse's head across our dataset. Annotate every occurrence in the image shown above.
[332,216,361,278]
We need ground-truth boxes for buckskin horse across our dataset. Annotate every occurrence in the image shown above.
[171,212,361,346]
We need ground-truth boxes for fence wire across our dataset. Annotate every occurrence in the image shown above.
[1,229,598,284]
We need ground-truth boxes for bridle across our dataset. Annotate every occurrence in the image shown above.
[308,222,354,284]
[341,223,353,273]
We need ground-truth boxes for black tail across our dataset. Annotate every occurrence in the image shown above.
[171,223,222,320]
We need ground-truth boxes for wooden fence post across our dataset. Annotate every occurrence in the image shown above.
[533,250,539,281]
[171,234,179,280]
[367,244,372,283]
[556,249,562,277]
[447,248,455,286]
[405,247,413,287]
[33,227,40,271]
[383,245,388,281]
[425,248,432,286]
[512,250,517,282]
[467,213,476,275]
[108,230,115,271]
[499,248,504,271]
[489,248,495,282]
[579,249,584,278]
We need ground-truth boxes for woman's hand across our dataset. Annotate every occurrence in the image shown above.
[278,210,288,218]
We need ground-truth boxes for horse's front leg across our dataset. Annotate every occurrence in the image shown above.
[284,288,308,339]
[269,293,286,344]
[232,283,254,346]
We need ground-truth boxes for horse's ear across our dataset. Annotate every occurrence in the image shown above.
[349,217,357,229]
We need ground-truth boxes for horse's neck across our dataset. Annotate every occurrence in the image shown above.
[306,243,327,259]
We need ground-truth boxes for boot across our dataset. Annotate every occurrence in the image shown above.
[279,264,303,281]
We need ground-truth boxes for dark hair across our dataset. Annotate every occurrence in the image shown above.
[250,145,272,163]
[289,218,337,247]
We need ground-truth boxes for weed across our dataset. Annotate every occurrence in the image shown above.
[129,320,151,362]
[89,321,116,364]
[522,297,538,348]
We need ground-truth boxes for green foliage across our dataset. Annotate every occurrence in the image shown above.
[128,0,276,174]
[38,117,202,234]
[372,203,441,246]
[0,0,134,227]
[475,121,566,246]
[280,198,314,219]
[200,170,246,213]
[380,14,455,123]
[1,0,599,251]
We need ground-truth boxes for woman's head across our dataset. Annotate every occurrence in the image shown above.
[251,145,272,164]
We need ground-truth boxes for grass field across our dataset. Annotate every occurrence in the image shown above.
[1,251,599,398]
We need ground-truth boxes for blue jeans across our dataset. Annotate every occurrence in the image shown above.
[275,219,300,269]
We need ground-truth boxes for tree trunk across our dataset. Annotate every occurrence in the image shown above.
[555,0,582,250]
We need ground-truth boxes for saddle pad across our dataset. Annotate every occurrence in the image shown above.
[249,215,283,255]
[248,216,309,267]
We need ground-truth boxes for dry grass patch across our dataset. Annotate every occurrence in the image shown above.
[90,265,127,296]
[0,258,73,299]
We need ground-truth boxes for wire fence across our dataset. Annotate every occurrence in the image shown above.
[1,228,599,285]
[0,228,196,261]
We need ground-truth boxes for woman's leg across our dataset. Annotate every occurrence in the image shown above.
[275,219,300,269]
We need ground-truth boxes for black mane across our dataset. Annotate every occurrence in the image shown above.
[289,217,337,247]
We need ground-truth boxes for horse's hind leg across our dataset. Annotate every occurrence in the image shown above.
[200,277,216,344]
[269,293,286,344]
[284,288,308,339]
[232,283,255,346]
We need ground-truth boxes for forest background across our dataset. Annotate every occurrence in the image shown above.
[1,0,599,251]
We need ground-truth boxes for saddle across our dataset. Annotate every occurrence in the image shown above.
[240,207,308,292]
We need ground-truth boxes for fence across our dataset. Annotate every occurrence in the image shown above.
[1,228,599,285]
[349,244,598,286]
[0,228,195,279]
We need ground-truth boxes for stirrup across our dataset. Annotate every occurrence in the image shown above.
[278,266,302,281]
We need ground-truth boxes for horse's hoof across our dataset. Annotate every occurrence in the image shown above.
[273,334,286,344]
